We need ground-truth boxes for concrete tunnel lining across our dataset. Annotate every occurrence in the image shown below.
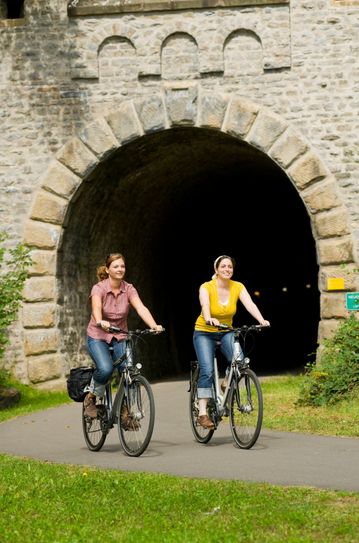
[57,127,320,379]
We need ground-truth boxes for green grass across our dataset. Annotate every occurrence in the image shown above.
[0,454,358,543]
[0,379,70,423]
[261,375,359,437]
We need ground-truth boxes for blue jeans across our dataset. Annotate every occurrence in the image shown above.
[193,331,238,399]
[87,336,126,397]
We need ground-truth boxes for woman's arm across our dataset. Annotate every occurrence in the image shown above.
[199,285,220,326]
[130,296,163,331]
[239,287,270,326]
[91,294,111,330]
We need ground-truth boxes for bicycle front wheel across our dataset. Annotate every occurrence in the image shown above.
[229,368,263,449]
[82,399,108,452]
[117,374,155,457]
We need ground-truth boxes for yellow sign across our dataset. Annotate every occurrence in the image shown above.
[327,277,345,291]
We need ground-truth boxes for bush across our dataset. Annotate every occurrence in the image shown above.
[297,315,359,406]
[0,231,32,365]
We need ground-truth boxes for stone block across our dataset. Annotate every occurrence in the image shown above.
[318,237,354,265]
[224,96,259,139]
[320,293,349,319]
[27,354,63,384]
[301,178,341,214]
[314,208,350,239]
[288,151,329,190]
[24,329,60,356]
[42,161,81,199]
[320,264,359,292]
[79,117,119,159]
[31,190,68,225]
[318,319,341,343]
[23,221,61,250]
[246,109,288,152]
[269,129,309,169]
[22,303,57,328]
[134,95,167,133]
[106,101,143,144]
[29,250,56,276]
[56,137,98,178]
[34,377,67,392]
[23,276,56,302]
[165,85,198,126]
[198,92,229,129]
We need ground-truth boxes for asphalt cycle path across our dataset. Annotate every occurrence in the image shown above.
[0,379,358,492]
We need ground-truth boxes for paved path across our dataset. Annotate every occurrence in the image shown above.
[0,380,358,492]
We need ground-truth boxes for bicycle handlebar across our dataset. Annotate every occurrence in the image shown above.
[206,322,270,332]
[98,324,165,335]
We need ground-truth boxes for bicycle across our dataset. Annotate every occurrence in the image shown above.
[82,326,164,457]
[189,324,269,449]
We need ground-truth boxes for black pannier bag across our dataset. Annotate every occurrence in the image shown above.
[67,367,94,402]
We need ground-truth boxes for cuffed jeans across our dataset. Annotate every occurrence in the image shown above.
[87,336,126,397]
[193,330,238,399]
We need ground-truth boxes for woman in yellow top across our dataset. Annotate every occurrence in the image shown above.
[193,255,270,429]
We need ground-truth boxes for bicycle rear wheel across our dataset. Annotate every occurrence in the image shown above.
[117,374,155,457]
[82,399,108,451]
[229,368,263,449]
[189,365,214,444]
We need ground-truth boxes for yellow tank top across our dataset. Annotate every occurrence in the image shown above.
[195,279,244,332]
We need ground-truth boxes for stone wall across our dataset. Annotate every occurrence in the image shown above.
[0,0,358,387]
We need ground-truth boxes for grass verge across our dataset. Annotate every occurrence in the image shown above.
[0,379,70,423]
[261,375,359,437]
[0,454,359,543]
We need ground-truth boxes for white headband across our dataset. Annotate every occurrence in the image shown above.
[214,255,230,270]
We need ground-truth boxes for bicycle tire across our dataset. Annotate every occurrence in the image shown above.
[189,365,214,444]
[117,374,155,457]
[229,368,263,449]
[82,399,108,451]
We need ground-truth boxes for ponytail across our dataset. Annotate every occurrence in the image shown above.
[96,265,108,281]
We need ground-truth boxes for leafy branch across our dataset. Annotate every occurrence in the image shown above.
[0,232,32,360]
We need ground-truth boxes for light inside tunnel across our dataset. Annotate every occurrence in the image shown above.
[58,127,320,378]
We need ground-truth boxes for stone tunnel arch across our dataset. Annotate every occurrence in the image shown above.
[22,90,356,387]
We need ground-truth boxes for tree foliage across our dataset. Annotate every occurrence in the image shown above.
[0,231,32,360]
[297,315,359,406]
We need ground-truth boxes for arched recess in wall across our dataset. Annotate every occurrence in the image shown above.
[224,30,263,76]
[22,90,355,387]
[161,32,199,80]
[98,36,137,83]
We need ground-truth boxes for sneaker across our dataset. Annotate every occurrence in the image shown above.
[84,393,97,418]
[198,414,214,429]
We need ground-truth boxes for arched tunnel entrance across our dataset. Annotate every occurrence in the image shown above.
[58,127,320,378]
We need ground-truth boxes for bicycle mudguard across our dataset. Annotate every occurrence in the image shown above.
[188,361,199,392]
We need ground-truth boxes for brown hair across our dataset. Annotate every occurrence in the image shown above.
[96,253,125,281]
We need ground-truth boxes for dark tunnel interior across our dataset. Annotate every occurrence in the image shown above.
[58,127,320,378]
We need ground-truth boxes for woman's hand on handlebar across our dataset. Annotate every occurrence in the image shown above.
[206,318,221,327]
[151,324,164,334]
[96,320,111,331]
[259,319,270,327]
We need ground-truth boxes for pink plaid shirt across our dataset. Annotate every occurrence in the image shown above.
[86,278,139,342]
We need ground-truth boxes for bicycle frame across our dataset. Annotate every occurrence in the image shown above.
[211,333,246,419]
[103,339,140,428]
